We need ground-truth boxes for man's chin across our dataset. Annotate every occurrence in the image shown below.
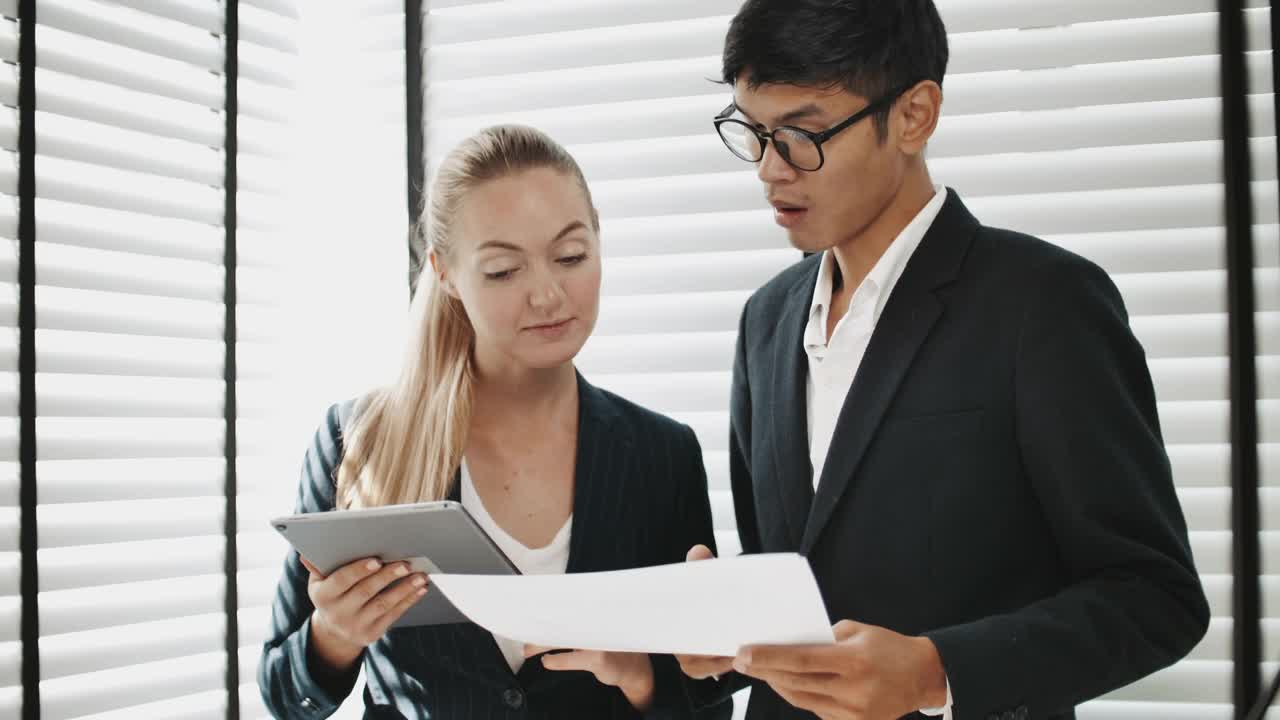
[786,229,831,255]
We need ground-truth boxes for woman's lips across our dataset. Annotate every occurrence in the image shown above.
[526,318,574,339]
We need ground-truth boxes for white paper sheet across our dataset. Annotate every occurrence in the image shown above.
[430,553,834,656]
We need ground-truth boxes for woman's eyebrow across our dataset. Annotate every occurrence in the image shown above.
[475,239,523,252]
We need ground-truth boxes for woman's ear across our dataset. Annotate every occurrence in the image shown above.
[428,249,460,299]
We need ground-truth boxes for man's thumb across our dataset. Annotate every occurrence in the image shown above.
[686,544,715,562]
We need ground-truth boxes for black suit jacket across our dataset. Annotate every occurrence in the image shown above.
[259,373,731,720]
[725,192,1209,720]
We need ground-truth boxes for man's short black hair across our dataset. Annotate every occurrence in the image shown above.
[722,0,949,139]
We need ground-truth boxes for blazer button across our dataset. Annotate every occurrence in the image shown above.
[503,688,525,709]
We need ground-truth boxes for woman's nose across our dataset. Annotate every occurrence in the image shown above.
[528,271,566,311]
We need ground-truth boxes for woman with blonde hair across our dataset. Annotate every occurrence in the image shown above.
[258,125,726,719]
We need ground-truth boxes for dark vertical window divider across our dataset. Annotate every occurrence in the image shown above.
[1219,1,1263,718]
[1273,0,1280,213]
[17,0,37,718]
[406,0,425,295]
[223,1,241,718]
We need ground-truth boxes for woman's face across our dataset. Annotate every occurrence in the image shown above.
[439,167,602,374]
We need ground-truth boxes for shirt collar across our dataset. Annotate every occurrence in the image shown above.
[804,185,949,352]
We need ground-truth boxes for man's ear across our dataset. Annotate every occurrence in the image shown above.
[428,249,460,299]
[895,80,942,156]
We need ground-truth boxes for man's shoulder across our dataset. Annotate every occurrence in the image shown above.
[956,221,1134,338]
[743,252,822,321]
[969,223,1109,290]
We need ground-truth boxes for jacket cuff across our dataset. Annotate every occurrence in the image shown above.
[644,654,736,718]
[286,615,349,717]
[925,620,1034,720]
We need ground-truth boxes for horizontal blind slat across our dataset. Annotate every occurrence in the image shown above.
[427,0,1266,45]
[97,0,220,34]
[15,329,225,380]
[37,68,222,148]
[38,613,224,680]
[430,13,1270,119]
[36,24,221,110]
[38,498,223,548]
[38,0,221,72]
[36,576,224,637]
[38,199,223,264]
[68,689,225,720]
[38,650,225,720]
[37,457,224,505]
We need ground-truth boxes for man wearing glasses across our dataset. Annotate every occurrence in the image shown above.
[677,1,1209,719]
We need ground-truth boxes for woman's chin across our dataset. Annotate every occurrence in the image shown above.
[515,339,587,371]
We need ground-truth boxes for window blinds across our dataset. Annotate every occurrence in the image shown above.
[0,0,296,718]
[424,1,1276,718]
[25,1,229,717]
[1248,7,1280,719]
[234,2,405,719]
[0,0,18,715]
[234,0,303,719]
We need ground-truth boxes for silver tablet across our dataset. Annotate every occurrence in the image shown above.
[270,500,519,628]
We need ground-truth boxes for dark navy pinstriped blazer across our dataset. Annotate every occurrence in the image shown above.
[258,373,732,720]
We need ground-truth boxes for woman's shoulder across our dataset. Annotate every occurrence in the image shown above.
[583,380,698,448]
[312,396,364,450]
[303,392,380,479]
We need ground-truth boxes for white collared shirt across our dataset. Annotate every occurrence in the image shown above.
[801,185,954,718]
[804,185,948,488]
[460,460,572,674]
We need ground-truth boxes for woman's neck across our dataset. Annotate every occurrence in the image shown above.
[470,361,578,434]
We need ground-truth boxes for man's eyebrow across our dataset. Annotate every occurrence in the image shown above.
[732,102,827,127]
[776,104,826,125]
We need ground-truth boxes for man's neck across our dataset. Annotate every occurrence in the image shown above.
[826,171,937,329]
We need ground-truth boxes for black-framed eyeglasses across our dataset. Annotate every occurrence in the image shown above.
[712,84,915,172]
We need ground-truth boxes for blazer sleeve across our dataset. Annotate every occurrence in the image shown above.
[258,402,363,720]
[645,423,734,719]
[924,256,1210,719]
[730,297,764,556]
[682,300,762,714]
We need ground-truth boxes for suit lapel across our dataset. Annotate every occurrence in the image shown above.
[565,372,621,574]
[450,373,621,684]
[799,191,980,553]
[770,258,821,550]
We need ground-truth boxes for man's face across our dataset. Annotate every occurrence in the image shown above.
[731,79,907,254]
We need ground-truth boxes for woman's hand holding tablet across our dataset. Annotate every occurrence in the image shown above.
[299,555,429,675]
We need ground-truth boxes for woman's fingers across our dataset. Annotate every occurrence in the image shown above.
[675,653,735,679]
[310,557,383,607]
[334,562,413,618]
[299,555,323,579]
[365,575,429,638]
[539,649,600,673]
